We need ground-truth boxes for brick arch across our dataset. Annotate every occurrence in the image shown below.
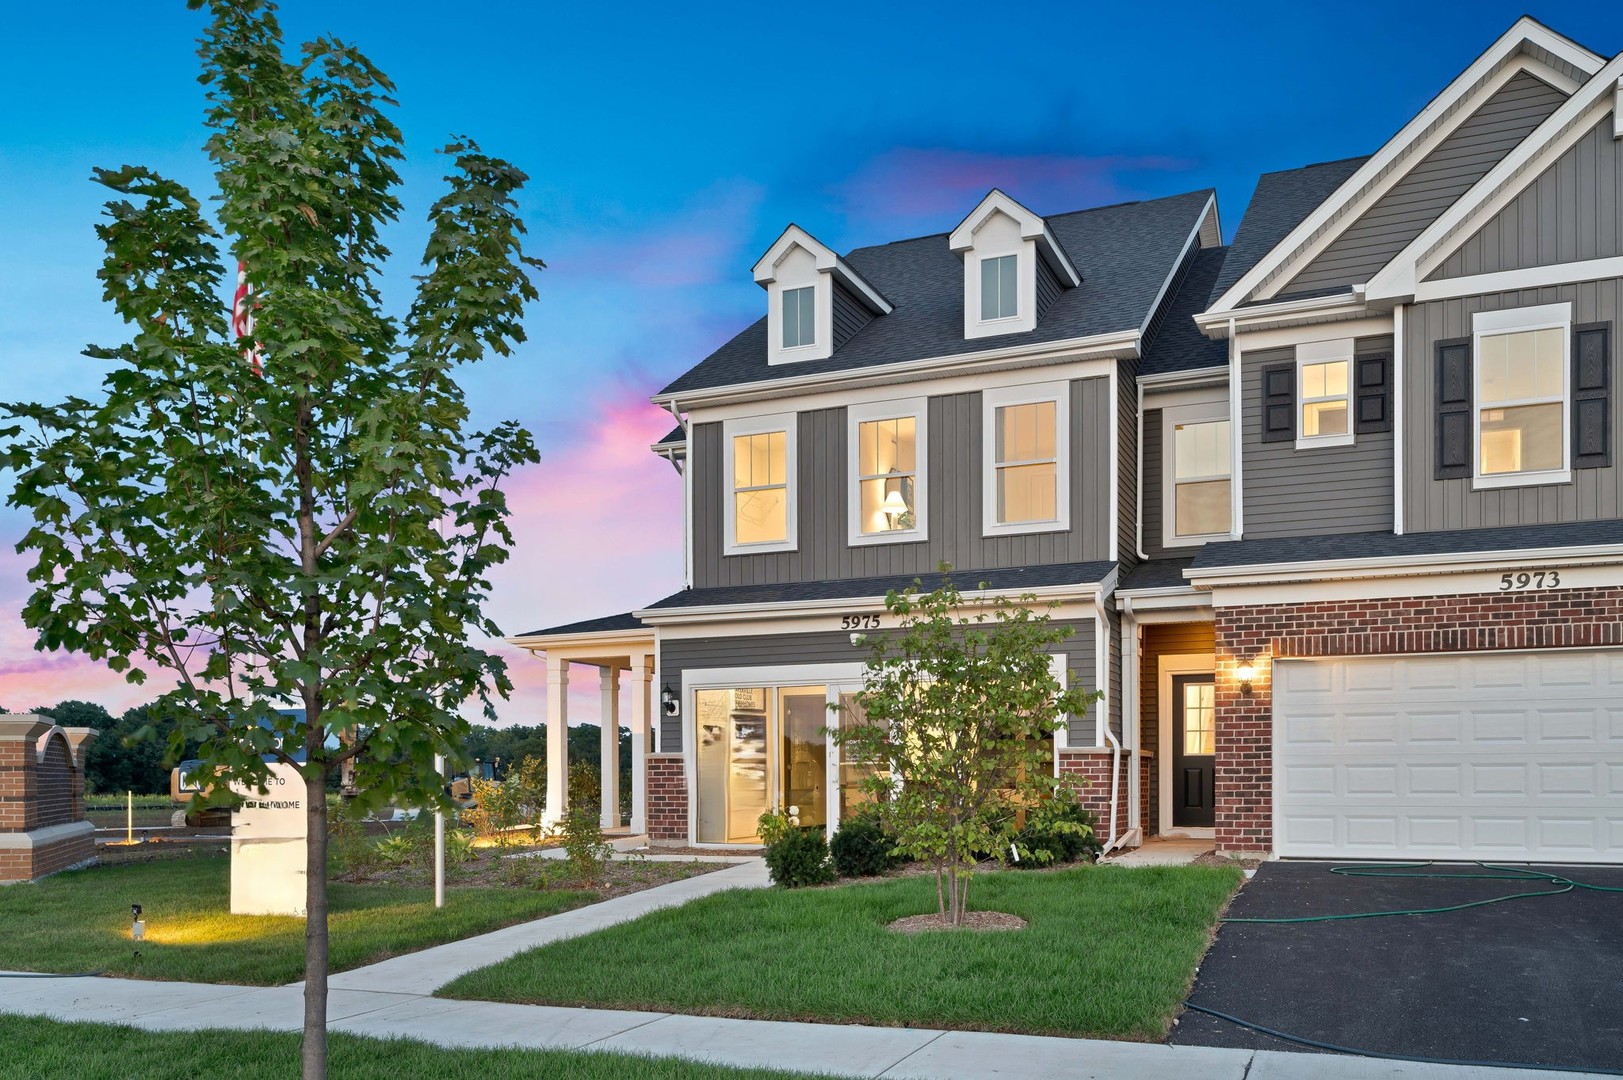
[32,728,77,829]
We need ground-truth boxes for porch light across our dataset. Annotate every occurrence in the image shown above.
[1235,661,1257,696]
[661,682,680,717]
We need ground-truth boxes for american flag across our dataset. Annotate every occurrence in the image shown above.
[232,260,263,377]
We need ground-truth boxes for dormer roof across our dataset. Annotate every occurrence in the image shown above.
[751,224,893,315]
[948,188,1082,287]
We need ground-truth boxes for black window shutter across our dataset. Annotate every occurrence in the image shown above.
[1354,353,1392,434]
[1573,322,1610,470]
[1261,362,1295,443]
[1435,338,1471,479]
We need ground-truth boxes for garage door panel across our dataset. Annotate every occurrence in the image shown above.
[1274,650,1623,862]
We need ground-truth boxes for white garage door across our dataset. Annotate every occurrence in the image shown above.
[1273,649,1623,862]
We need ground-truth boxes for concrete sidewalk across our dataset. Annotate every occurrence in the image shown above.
[0,858,1608,1079]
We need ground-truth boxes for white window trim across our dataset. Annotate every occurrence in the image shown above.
[722,413,798,555]
[766,270,833,365]
[1471,302,1572,491]
[982,380,1070,537]
[847,397,929,547]
[1294,338,1355,449]
[965,246,1038,340]
[1161,399,1234,549]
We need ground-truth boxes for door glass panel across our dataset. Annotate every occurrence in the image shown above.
[837,692,887,820]
[694,688,770,843]
[780,686,827,830]
[1182,682,1215,756]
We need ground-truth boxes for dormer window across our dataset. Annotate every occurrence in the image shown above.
[753,225,892,366]
[980,255,1019,321]
[782,286,815,349]
[949,190,1080,342]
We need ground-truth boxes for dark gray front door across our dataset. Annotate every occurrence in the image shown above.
[1172,673,1215,828]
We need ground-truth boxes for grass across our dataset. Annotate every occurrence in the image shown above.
[0,852,595,985]
[0,1016,831,1080]
[440,864,1242,1040]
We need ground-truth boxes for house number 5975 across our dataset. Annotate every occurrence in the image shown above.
[840,614,880,630]
[1499,570,1561,591]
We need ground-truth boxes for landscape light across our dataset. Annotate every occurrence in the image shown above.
[131,903,145,942]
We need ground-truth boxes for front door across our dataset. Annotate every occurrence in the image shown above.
[1171,674,1215,828]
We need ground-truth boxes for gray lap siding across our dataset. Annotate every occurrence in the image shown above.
[657,618,1099,753]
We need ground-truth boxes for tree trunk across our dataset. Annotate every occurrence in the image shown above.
[934,866,945,919]
[302,768,329,1080]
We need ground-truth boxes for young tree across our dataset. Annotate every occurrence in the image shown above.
[1,3,540,1076]
[832,572,1099,926]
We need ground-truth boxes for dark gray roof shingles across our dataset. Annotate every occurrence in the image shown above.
[641,561,1115,611]
[1139,247,1229,377]
[652,423,685,447]
[1191,519,1623,571]
[1118,558,1197,591]
[658,190,1215,397]
[519,611,645,638]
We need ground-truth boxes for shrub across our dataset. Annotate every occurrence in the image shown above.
[763,826,835,888]
[560,801,613,884]
[375,832,418,867]
[829,815,895,878]
[1011,786,1100,868]
[756,805,796,846]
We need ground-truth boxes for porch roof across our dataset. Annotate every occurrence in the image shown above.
[515,610,647,639]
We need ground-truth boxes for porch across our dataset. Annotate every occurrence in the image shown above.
[507,613,656,834]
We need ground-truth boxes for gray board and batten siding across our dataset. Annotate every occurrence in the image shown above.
[1282,71,1567,296]
[657,619,1101,753]
[692,377,1117,589]
[1430,117,1623,280]
[1240,338,1397,539]
[1403,282,1622,532]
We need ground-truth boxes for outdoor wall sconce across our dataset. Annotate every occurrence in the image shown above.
[661,683,680,717]
[1235,661,1258,696]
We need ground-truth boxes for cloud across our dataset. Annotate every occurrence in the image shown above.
[833,147,1197,230]
[549,179,767,289]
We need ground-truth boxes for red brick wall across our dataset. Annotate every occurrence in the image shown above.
[1057,748,1129,847]
[645,754,688,842]
[33,734,74,830]
[1214,585,1623,854]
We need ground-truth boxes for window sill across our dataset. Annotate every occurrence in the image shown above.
[723,541,798,556]
[849,529,929,547]
[1472,469,1572,491]
[1294,432,1355,450]
[982,519,1069,539]
[1161,532,1235,549]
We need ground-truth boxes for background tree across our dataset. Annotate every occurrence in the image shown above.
[832,573,1098,926]
[0,3,540,1076]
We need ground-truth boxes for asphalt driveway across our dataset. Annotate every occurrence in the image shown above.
[1172,860,1623,1072]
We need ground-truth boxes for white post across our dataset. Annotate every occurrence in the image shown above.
[126,790,133,845]
[433,753,445,909]
[600,666,620,830]
[629,651,650,834]
[545,655,569,825]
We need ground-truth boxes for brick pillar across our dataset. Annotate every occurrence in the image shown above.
[645,754,688,843]
[63,728,98,820]
[0,716,52,833]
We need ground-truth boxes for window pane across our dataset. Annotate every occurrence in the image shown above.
[1175,479,1231,537]
[1303,400,1348,437]
[799,287,816,346]
[999,255,1018,318]
[997,462,1056,523]
[895,416,916,473]
[733,434,753,488]
[859,476,915,534]
[1174,419,1230,481]
[1182,682,1215,756]
[996,401,1054,465]
[1482,328,1563,403]
[766,430,786,486]
[981,258,1001,321]
[858,420,878,478]
[783,287,813,348]
[735,488,786,544]
[1480,402,1563,475]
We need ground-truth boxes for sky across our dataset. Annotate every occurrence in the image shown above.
[1,1,1620,729]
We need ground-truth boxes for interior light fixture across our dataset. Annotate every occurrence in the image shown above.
[880,488,910,527]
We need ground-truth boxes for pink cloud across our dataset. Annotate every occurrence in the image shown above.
[834,147,1196,225]
[553,179,766,288]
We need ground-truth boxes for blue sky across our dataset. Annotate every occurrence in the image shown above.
[1,1,1620,722]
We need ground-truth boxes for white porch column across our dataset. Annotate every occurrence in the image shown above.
[600,666,621,829]
[545,655,569,825]
[629,651,651,834]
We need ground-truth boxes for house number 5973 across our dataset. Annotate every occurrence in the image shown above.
[1499,570,1561,591]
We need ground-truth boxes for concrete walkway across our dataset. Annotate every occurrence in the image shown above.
[0,858,1606,1079]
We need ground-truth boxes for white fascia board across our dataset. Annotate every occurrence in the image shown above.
[1367,68,1623,303]
[753,224,891,314]
[634,579,1109,626]
[1139,194,1218,336]
[1184,544,1623,588]
[650,329,1140,411]
[1195,291,1366,337]
[507,628,655,652]
[948,189,1080,286]
[1138,365,1229,389]
[1205,30,1588,316]
[1413,255,1623,305]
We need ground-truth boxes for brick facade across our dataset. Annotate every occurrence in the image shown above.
[1057,748,1130,847]
[0,716,98,883]
[1213,585,1623,855]
[645,753,689,843]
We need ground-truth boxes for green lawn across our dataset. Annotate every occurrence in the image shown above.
[440,864,1242,1040]
[0,853,594,985]
[0,1016,830,1080]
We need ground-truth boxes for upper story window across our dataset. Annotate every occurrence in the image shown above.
[1295,339,1354,448]
[980,254,1019,321]
[848,398,928,546]
[1163,401,1232,546]
[724,414,797,554]
[1472,304,1570,488]
[782,286,815,349]
[982,382,1070,536]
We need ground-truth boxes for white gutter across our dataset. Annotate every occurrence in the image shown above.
[1137,364,1229,387]
[1091,587,1124,855]
[1194,291,1365,339]
[1134,376,1146,560]
[1184,543,1623,588]
[1392,304,1405,536]
[1121,595,1141,847]
[507,627,655,651]
[635,578,1109,625]
[1228,318,1244,539]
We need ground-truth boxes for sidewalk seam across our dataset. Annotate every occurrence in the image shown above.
[573,1011,676,1049]
[873,1030,948,1077]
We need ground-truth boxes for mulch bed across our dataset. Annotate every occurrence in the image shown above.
[888,910,1028,933]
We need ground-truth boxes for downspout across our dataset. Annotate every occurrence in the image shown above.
[1135,379,1146,559]
[1092,588,1124,854]
[1121,594,1141,847]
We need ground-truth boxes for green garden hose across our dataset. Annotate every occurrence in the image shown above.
[1223,861,1623,924]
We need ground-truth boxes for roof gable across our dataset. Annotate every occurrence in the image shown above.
[1205,16,1602,316]
[948,189,1082,287]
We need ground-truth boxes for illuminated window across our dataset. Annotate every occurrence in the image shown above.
[1168,408,1231,541]
[1476,321,1566,481]
[983,383,1069,535]
[1182,681,1215,756]
[724,414,797,553]
[1300,359,1350,439]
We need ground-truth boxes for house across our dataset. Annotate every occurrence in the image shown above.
[512,15,1623,863]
